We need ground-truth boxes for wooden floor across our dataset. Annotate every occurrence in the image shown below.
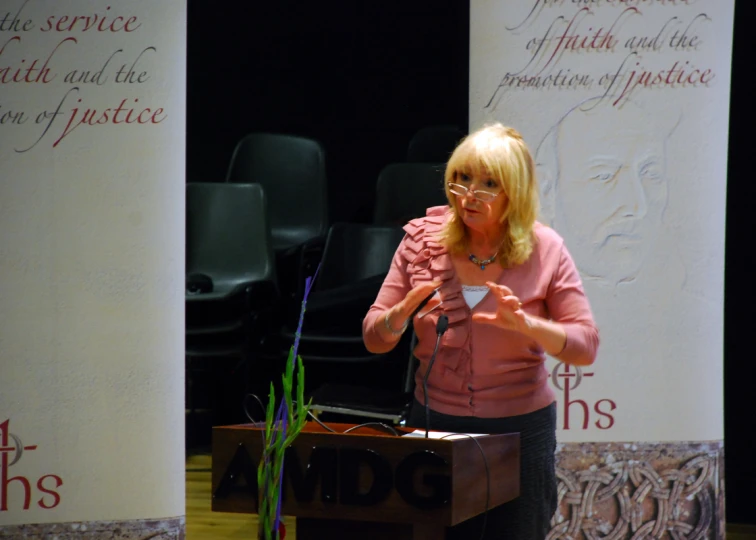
[731,526,756,540]
[186,452,756,540]
[186,453,257,539]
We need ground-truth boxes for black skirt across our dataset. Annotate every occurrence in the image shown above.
[406,400,558,540]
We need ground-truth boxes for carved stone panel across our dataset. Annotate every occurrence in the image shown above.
[549,442,724,540]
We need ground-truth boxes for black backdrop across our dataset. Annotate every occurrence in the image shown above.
[187,0,753,524]
[186,1,469,223]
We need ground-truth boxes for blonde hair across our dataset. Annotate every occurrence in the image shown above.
[438,123,539,267]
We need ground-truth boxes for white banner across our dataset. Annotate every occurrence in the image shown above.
[0,0,185,528]
[470,0,732,443]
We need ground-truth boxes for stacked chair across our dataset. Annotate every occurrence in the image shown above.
[292,222,415,424]
[406,124,465,163]
[185,182,279,443]
[301,160,450,424]
[225,133,329,255]
[225,133,329,321]
[302,127,461,424]
[186,125,465,436]
[373,162,448,226]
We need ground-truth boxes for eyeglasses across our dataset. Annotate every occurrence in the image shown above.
[447,182,501,203]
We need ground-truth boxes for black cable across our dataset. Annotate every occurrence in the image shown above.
[242,392,271,450]
[304,409,338,432]
[423,335,442,438]
[246,393,401,437]
[440,433,490,540]
[300,405,401,436]
[243,392,266,424]
[343,422,400,436]
[306,411,400,436]
[423,314,449,438]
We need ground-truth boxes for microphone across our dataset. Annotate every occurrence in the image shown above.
[409,286,441,321]
[423,314,449,439]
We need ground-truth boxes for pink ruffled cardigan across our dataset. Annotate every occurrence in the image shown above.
[363,206,599,418]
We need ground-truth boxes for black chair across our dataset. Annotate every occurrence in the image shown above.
[406,124,465,163]
[268,223,409,403]
[373,162,449,226]
[225,132,329,319]
[307,332,419,425]
[185,183,279,438]
[278,222,406,354]
[225,132,329,253]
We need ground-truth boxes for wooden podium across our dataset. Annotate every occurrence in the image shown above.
[211,421,520,539]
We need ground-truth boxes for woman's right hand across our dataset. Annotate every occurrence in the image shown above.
[382,280,443,336]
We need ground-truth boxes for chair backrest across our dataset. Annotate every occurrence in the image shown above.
[314,223,406,292]
[406,124,465,163]
[373,163,449,226]
[225,133,328,251]
[186,183,275,289]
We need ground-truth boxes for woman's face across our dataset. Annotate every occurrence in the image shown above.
[451,168,509,233]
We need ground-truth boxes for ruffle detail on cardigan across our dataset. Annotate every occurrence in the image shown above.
[402,206,471,370]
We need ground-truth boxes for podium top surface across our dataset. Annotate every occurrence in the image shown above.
[215,421,491,440]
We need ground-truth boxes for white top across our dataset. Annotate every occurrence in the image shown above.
[461,285,489,309]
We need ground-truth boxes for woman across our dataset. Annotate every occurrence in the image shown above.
[362,123,599,539]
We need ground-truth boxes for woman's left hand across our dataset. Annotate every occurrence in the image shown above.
[471,281,532,333]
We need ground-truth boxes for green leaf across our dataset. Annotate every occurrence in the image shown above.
[257,271,320,539]
[282,347,295,424]
[264,382,275,443]
[295,355,309,430]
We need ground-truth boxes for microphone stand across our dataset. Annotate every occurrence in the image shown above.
[423,314,449,438]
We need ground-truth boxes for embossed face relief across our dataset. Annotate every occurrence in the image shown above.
[553,104,668,284]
